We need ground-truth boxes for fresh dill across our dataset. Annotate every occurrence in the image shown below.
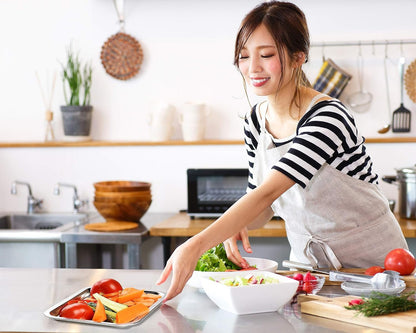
[345,291,416,317]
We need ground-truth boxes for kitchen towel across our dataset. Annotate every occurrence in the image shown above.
[313,58,352,98]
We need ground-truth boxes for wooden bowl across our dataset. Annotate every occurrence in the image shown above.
[93,200,151,222]
[94,195,152,204]
[94,181,151,192]
[94,190,151,198]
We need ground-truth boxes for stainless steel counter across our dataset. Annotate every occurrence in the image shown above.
[1,267,387,333]
[0,212,172,269]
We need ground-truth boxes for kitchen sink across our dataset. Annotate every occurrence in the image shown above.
[0,213,89,268]
[0,213,88,232]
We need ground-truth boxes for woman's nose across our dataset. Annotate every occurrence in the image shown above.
[249,57,262,73]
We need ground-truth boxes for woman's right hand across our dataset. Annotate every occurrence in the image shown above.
[223,227,252,268]
[156,239,201,301]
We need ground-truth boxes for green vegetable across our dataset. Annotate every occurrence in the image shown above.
[93,293,128,313]
[87,302,117,323]
[195,243,240,272]
[345,291,416,317]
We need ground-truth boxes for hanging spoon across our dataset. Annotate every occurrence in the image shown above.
[378,44,392,134]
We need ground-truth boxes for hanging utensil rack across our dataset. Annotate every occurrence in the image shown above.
[311,39,416,48]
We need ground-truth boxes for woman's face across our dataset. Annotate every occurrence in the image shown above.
[238,24,293,97]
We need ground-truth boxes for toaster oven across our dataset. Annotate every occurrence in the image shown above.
[187,168,249,218]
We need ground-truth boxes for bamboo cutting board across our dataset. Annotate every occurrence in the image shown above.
[299,294,416,333]
[276,269,416,287]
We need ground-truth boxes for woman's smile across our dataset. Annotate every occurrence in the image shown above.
[251,77,270,87]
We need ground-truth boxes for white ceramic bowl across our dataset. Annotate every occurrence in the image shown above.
[187,257,278,289]
[200,271,298,315]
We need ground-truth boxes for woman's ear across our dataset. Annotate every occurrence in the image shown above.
[292,52,306,68]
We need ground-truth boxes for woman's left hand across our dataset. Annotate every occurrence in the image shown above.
[223,227,252,268]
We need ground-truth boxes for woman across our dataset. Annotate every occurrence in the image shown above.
[157,1,407,301]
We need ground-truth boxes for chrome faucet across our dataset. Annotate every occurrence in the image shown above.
[53,182,89,213]
[11,180,43,214]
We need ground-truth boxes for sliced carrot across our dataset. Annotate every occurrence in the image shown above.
[116,303,149,324]
[131,298,155,307]
[142,293,162,300]
[117,288,144,304]
[139,299,155,307]
[92,299,107,323]
[122,300,136,306]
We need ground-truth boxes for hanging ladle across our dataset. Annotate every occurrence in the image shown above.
[378,44,393,134]
[346,44,373,113]
[329,270,401,289]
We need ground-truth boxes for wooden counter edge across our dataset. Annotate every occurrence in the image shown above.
[149,212,416,238]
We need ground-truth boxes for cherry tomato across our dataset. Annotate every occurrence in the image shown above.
[291,273,304,281]
[348,299,364,306]
[384,248,416,275]
[364,266,385,276]
[302,281,314,294]
[60,303,94,320]
[303,271,317,281]
[90,278,123,295]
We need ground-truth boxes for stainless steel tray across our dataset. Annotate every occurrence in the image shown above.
[44,287,165,328]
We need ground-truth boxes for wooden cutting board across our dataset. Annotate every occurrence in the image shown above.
[299,294,416,333]
[276,269,416,287]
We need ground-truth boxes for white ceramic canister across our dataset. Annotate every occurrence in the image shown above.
[148,102,176,141]
[180,102,209,124]
[180,102,209,141]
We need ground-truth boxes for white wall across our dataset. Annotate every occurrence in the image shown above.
[1,0,416,268]
[1,0,415,212]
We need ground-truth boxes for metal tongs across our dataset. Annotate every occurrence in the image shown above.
[329,270,402,289]
[282,260,402,289]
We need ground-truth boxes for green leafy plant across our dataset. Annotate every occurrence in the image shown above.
[345,291,416,317]
[61,44,92,106]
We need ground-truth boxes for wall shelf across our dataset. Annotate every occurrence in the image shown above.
[0,137,415,148]
[0,140,244,148]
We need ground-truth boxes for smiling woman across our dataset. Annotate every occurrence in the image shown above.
[156,1,409,302]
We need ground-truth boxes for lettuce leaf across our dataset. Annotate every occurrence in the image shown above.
[195,243,240,272]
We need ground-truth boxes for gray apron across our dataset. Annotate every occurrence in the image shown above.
[252,95,408,269]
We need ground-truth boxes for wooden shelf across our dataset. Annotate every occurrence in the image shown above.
[365,137,416,143]
[0,137,415,148]
[0,140,244,148]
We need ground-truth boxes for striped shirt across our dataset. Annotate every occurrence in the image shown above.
[244,100,379,189]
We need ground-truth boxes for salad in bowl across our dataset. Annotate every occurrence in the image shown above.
[187,244,278,289]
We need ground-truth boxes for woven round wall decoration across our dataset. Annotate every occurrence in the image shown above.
[405,58,416,103]
[100,32,143,81]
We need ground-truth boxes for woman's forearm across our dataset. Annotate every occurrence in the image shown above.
[247,206,274,230]
[187,170,294,255]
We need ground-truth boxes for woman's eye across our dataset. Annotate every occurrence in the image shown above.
[239,55,249,60]
[261,54,274,58]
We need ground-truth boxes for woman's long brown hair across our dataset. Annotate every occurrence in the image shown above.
[234,1,311,118]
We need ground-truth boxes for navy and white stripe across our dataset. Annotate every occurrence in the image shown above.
[244,100,379,189]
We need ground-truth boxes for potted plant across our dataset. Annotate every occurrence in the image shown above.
[60,44,93,141]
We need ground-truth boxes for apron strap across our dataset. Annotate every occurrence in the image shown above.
[304,236,342,270]
[306,93,330,110]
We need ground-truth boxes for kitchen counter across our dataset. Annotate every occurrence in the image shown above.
[0,267,393,332]
[150,212,416,264]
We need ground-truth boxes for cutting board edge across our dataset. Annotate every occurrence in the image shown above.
[300,296,416,333]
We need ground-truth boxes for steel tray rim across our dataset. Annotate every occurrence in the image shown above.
[43,287,165,328]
